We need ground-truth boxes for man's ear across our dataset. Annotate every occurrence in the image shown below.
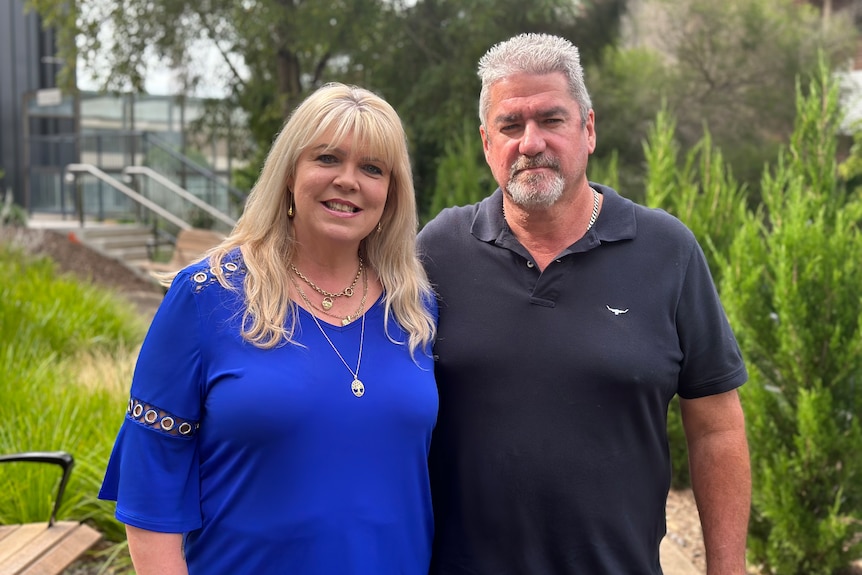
[480,125,491,157]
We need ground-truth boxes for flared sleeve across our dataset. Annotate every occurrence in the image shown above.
[99,270,204,533]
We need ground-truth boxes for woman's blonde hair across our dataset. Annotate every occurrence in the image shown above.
[203,82,435,354]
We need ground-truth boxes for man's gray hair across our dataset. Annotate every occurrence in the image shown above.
[478,33,592,128]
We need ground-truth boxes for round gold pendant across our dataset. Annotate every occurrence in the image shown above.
[322,297,334,310]
[351,379,365,398]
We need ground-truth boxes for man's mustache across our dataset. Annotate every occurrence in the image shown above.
[510,155,561,178]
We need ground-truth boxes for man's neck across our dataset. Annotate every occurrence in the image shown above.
[502,187,598,271]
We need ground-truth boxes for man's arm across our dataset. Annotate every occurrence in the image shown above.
[680,389,751,575]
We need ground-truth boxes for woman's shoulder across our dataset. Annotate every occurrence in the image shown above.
[174,247,247,295]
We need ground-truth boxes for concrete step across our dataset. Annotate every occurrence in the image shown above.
[27,215,163,281]
[69,225,153,261]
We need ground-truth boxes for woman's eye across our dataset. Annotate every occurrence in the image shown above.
[316,154,337,164]
[364,164,384,176]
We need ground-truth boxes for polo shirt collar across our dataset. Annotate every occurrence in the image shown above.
[471,183,637,249]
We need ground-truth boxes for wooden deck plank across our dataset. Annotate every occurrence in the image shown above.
[0,524,49,567]
[0,523,100,575]
[0,527,19,544]
[19,524,101,575]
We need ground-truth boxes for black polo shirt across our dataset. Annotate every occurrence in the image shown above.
[418,184,746,575]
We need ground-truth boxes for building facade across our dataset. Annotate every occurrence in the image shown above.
[0,0,61,207]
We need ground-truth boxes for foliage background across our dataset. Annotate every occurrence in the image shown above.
[11,0,862,572]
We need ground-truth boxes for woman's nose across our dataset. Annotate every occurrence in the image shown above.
[333,165,359,191]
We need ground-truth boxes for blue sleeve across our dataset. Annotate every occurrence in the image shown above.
[99,271,204,533]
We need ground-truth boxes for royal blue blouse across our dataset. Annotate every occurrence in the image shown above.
[99,253,438,574]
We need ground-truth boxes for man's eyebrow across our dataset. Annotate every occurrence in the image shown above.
[492,106,571,125]
[493,112,522,125]
[538,106,571,119]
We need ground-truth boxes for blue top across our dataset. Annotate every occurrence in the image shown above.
[99,251,438,575]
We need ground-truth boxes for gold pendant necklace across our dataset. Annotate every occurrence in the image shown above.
[299,293,366,398]
[291,258,363,310]
[291,270,368,326]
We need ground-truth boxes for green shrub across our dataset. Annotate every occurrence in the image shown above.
[425,124,495,222]
[720,60,862,575]
[0,243,145,571]
[641,105,749,488]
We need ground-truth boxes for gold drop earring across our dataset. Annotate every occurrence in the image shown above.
[288,193,295,218]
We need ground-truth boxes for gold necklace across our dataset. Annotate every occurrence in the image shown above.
[300,296,366,398]
[291,269,368,326]
[290,257,363,310]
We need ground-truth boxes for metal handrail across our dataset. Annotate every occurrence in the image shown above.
[64,163,191,231]
[122,166,237,228]
[143,132,247,205]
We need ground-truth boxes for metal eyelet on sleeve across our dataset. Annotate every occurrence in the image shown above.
[191,260,247,292]
[126,397,199,438]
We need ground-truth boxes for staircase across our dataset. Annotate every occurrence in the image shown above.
[26,214,158,278]
[67,225,153,264]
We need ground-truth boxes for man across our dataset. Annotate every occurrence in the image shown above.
[417,33,751,575]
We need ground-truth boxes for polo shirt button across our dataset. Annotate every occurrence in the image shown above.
[526,261,534,268]
[555,259,561,263]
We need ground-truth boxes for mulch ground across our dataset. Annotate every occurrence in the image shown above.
[0,226,164,320]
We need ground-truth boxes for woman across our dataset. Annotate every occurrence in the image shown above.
[99,83,438,575]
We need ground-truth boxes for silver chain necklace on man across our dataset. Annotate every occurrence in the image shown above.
[291,274,367,398]
[586,187,600,232]
[502,188,600,233]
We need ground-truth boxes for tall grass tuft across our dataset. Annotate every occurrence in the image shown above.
[0,242,148,570]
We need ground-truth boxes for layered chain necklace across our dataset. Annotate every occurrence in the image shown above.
[291,268,368,326]
[291,258,363,310]
[289,262,369,398]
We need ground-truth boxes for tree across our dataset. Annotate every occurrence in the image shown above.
[28,0,629,209]
[586,46,670,199]
[643,106,748,283]
[27,0,394,149]
[588,0,857,198]
[638,105,748,487]
[720,60,862,575]
[425,124,494,223]
[363,0,628,215]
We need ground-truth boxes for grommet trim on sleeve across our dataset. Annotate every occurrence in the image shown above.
[191,260,247,292]
[126,396,199,438]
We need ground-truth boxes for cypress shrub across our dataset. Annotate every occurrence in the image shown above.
[642,106,748,488]
[720,60,862,575]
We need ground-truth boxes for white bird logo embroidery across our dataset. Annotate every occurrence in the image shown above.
[606,305,629,315]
